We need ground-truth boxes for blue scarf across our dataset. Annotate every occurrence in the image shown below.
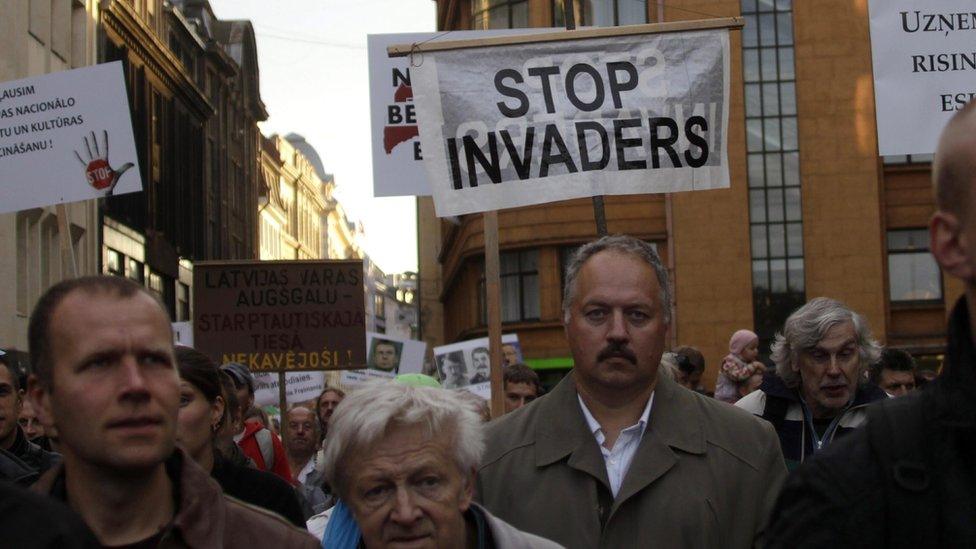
[321,500,361,549]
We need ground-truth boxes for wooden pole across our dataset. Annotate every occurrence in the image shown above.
[560,0,609,236]
[278,371,287,417]
[484,211,505,419]
[55,204,78,278]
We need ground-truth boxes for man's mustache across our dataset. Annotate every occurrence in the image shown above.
[597,342,637,364]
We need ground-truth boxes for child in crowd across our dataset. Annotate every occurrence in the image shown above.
[715,329,762,403]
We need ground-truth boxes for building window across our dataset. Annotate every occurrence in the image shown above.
[148,271,165,300]
[888,229,942,303]
[176,282,190,321]
[375,293,387,321]
[480,249,540,324]
[471,0,529,29]
[742,0,804,351]
[106,248,125,276]
[552,0,647,27]
[882,154,934,165]
[126,257,145,284]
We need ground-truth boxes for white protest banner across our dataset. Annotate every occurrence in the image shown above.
[370,29,561,197]
[171,322,193,347]
[340,331,427,387]
[433,333,520,391]
[0,62,141,214]
[254,371,326,408]
[868,2,976,155]
[408,27,731,216]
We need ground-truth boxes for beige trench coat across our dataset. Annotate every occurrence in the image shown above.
[476,374,787,549]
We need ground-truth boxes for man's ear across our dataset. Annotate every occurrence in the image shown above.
[27,374,53,427]
[930,211,973,280]
[458,467,476,512]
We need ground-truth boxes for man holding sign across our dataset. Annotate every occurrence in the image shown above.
[477,236,785,548]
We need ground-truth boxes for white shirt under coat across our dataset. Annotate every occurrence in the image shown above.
[577,392,654,498]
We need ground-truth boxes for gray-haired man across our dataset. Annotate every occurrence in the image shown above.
[736,297,886,470]
[478,235,786,549]
[318,382,561,548]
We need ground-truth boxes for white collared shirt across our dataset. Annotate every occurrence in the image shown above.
[297,458,315,485]
[578,392,654,498]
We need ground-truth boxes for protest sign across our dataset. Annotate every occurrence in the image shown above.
[433,333,520,391]
[868,2,976,155]
[404,25,732,216]
[253,371,327,408]
[370,29,561,197]
[171,321,193,346]
[192,260,366,372]
[0,62,141,214]
[340,331,428,386]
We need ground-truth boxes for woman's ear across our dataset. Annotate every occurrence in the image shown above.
[211,395,226,430]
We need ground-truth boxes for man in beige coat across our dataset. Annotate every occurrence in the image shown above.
[476,236,787,548]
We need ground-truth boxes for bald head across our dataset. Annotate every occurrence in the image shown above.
[284,406,319,458]
[934,101,976,221]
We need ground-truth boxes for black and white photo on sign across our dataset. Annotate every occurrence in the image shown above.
[433,333,521,393]
[437,350,469,389]
[341,331,428,388]
[368,337,404,372]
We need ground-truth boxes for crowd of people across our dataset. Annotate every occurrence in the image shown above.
[2,104,976,548]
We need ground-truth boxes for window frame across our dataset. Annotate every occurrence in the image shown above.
[551,0,649,27]
[887,228,943,304]
[471,0,529,30]
[478,249,541,325]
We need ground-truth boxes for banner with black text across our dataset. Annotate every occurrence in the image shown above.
[868,1,976,155]
[411,29,731,216]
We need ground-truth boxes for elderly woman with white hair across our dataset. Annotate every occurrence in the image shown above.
[736,297,886,471]
[309,381,562,548]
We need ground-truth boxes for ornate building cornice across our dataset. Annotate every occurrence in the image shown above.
[101,0,214,119]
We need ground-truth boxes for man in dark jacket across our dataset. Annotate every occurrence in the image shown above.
[1,479,100,548]
[736,297,886,470]
[25,276,318,547]
[0,352,58,475]
[765,101,976,547]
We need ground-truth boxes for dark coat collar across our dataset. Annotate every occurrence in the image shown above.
[32,449,227,547]
[933,296,976,424]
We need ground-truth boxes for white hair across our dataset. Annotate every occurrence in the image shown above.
[770,297,882,388]
[321,381,485,497]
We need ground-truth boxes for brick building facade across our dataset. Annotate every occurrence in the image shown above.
[421,0,952,388]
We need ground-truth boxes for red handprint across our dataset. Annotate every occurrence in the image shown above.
[74,130,133,196]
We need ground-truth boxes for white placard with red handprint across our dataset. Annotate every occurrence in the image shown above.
[0,61,141,214]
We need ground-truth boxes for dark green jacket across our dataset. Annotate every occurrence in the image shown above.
[477,373,787,549]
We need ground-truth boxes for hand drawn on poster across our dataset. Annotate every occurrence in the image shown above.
[0,62,142,214]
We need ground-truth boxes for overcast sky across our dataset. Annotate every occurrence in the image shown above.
[208,0,437,274]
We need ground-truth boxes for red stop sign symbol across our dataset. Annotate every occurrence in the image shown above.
[85,159,112,190]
